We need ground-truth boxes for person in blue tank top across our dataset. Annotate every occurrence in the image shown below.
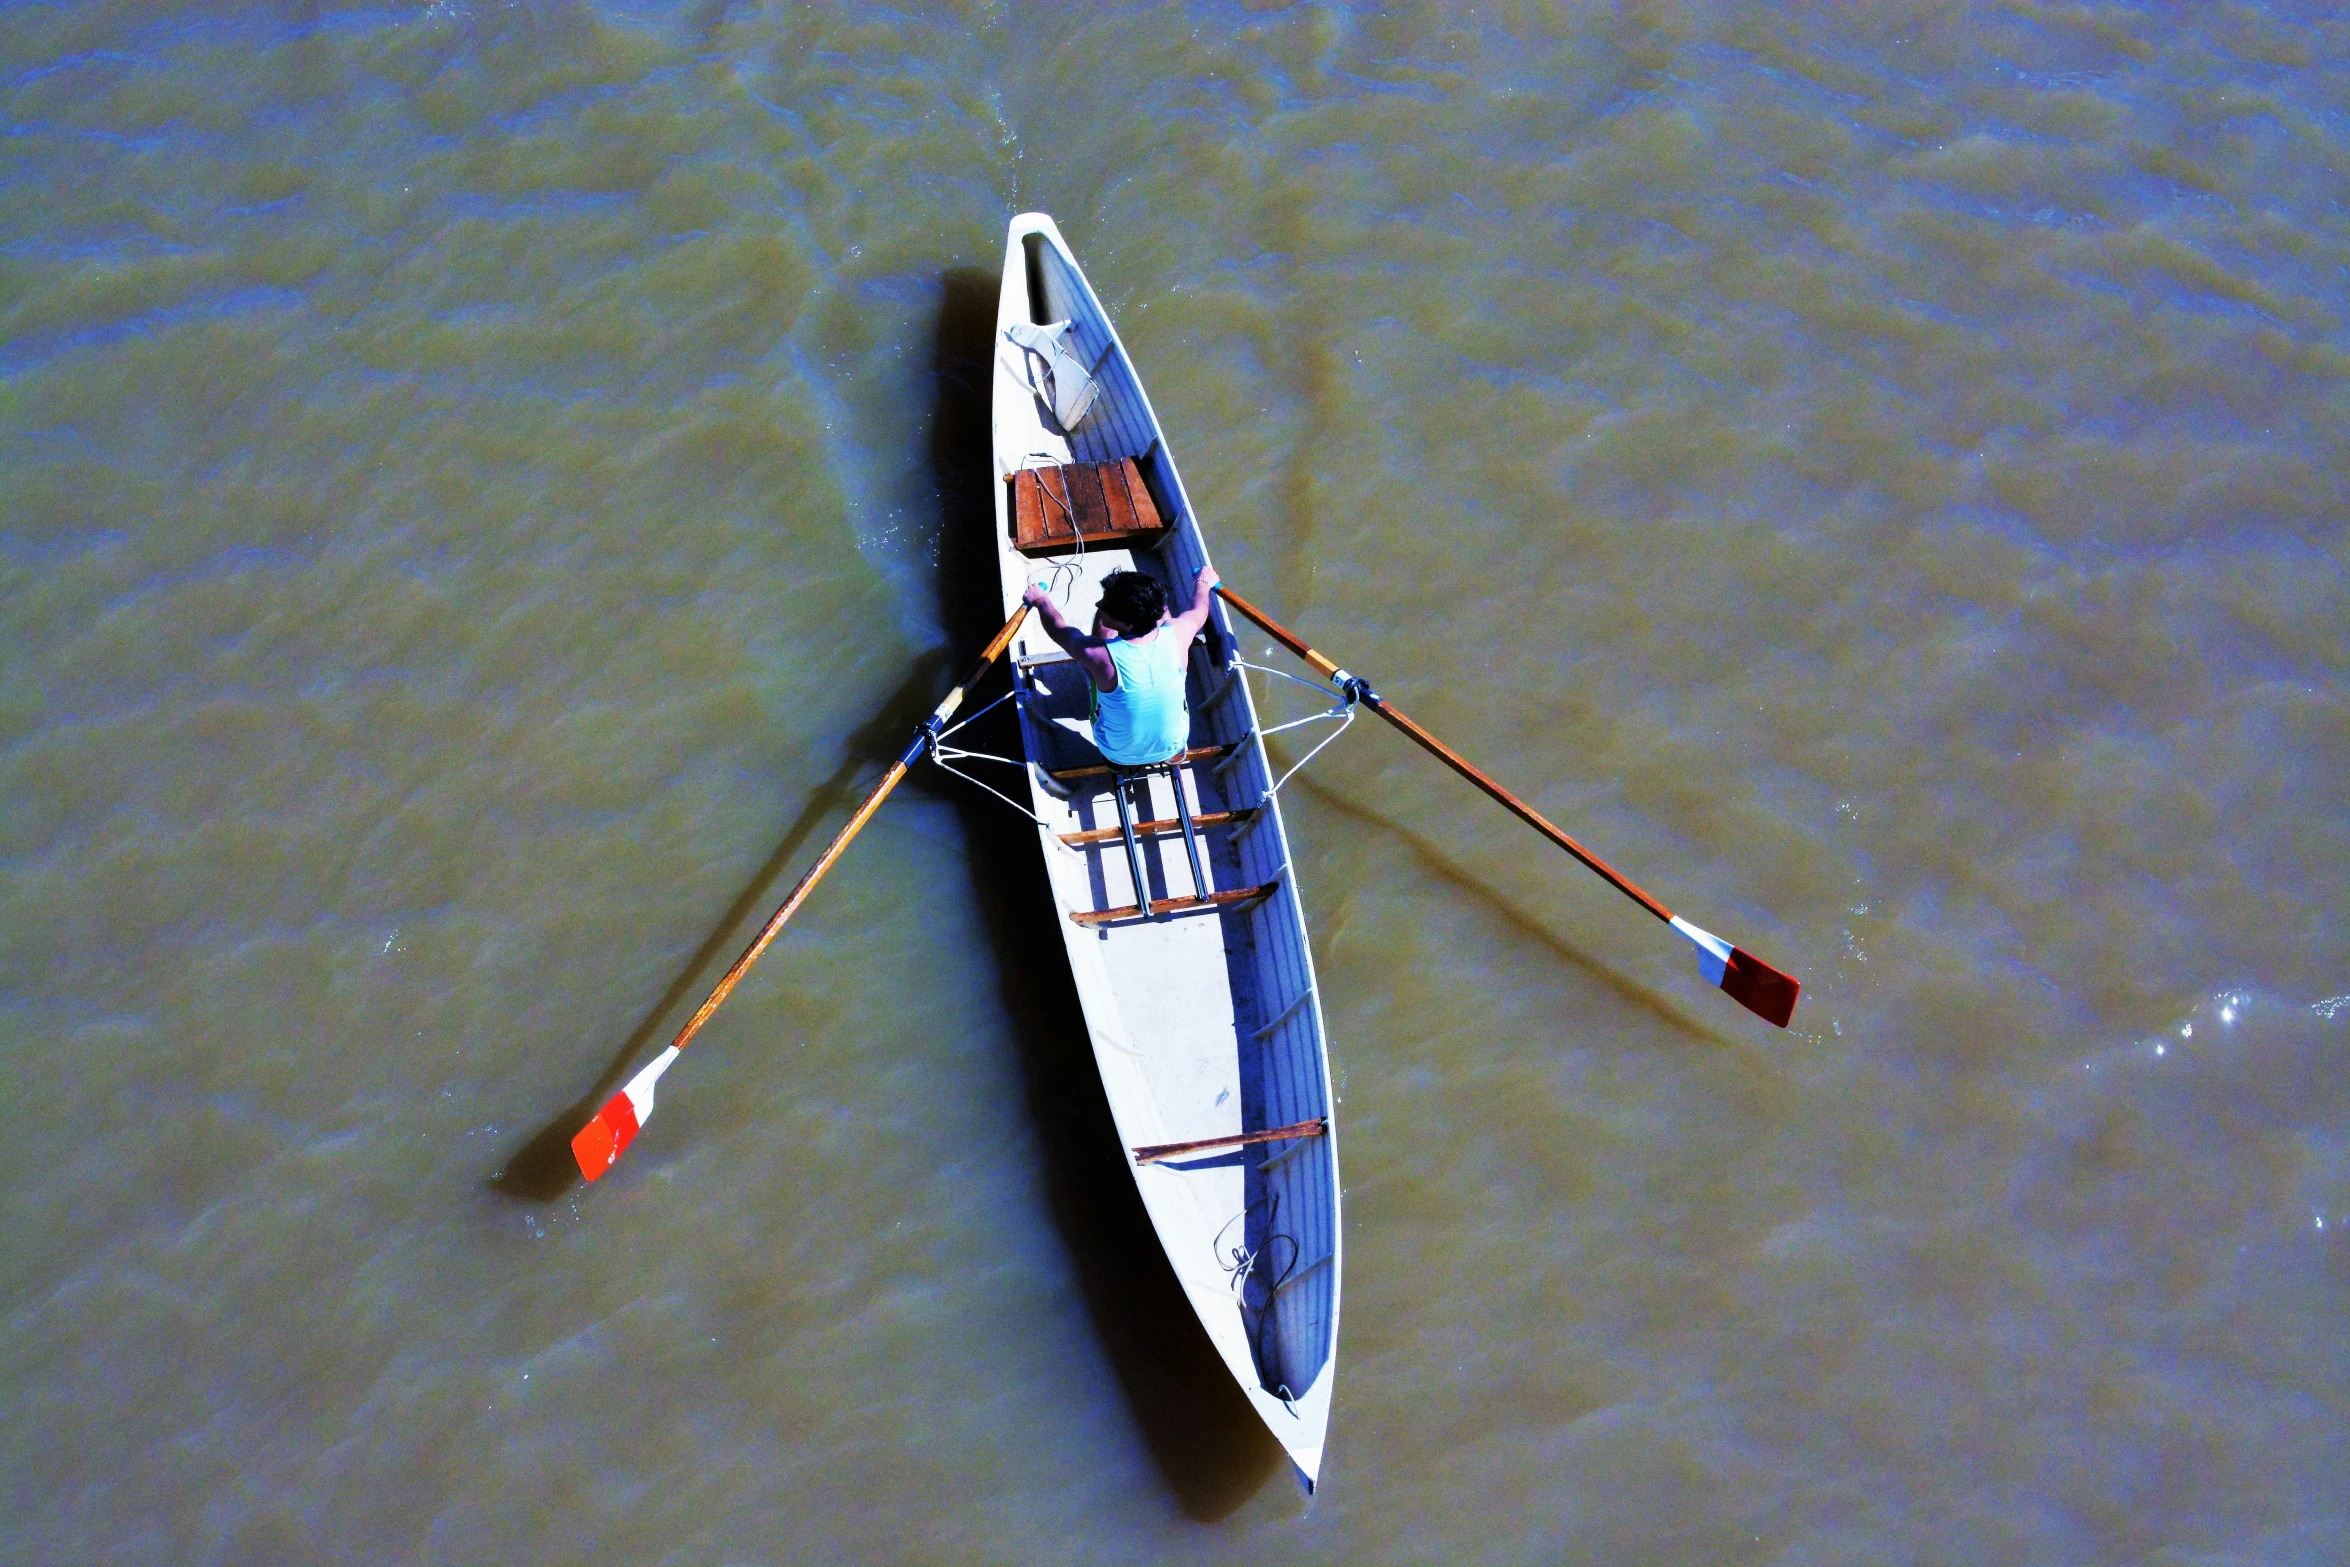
[1022,564,1220,766]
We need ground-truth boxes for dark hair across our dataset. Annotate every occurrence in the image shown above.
[1097,570,1166,634]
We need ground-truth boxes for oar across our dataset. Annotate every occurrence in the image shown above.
[571,605,1032,1182]
[1213,586,1800,1028]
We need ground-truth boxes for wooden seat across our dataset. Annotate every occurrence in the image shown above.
[1010,457,1167,557]
[1049,743,1231,785]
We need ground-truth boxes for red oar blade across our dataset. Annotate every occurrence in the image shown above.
[1722,946,1800,1028]
[571,1093,639,1182]
[1671,916,1800,1028]
[571,1045,679,1182]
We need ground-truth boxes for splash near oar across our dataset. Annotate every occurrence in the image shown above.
[1213,585,1801,1028]
[570,604,1031,1183]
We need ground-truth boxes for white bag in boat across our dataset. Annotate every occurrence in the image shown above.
[1005,319,1100,432]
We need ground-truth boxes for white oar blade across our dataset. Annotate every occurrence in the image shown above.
[1671,917,1800,1028]
[570,1046,680,1182]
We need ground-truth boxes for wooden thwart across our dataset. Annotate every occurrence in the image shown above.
[1060,807,1256,847]
[1049,743,1232,783]
[1070,880,1278,928]
[1010,457,1167,557]
[1133,1116,1329,1166]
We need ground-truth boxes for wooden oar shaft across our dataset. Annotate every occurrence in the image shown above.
[666,758,910,1057]
[1213,586,1673,925]
[664,605,1030,1059]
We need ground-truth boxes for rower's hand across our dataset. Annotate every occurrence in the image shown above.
[1022,583,1053,609]
[1195,566,1221,596]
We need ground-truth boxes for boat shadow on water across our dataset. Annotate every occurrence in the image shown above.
[927,266,1290,1521]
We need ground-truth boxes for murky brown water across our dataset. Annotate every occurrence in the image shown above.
[5,2,2347,1561]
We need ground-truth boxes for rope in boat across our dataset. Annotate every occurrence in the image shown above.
[1016,449,1091,606]
[1214,1191,1302,1306]
[1213,1189,1307,1406]
[1228,655,1361,795]
[923,681,1074,842]
[915,637,1363,847]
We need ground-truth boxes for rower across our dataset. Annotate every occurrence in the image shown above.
[1022,565,1220,913]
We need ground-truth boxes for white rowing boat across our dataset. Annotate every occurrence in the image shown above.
[987,212,1341,1491]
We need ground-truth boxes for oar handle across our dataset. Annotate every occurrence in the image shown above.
[1217,584,1343,679]
[664,604,1032,1059]
[1213,585,1673,925]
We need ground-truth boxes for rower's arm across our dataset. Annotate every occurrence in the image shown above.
[1022,584,1118,690]
[1165,565,1221,647]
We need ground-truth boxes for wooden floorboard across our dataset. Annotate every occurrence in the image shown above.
[1068,880,1278,928]
[1058,807,1254,847]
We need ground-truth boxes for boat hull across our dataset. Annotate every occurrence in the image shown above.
[986,213,1341,1489]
